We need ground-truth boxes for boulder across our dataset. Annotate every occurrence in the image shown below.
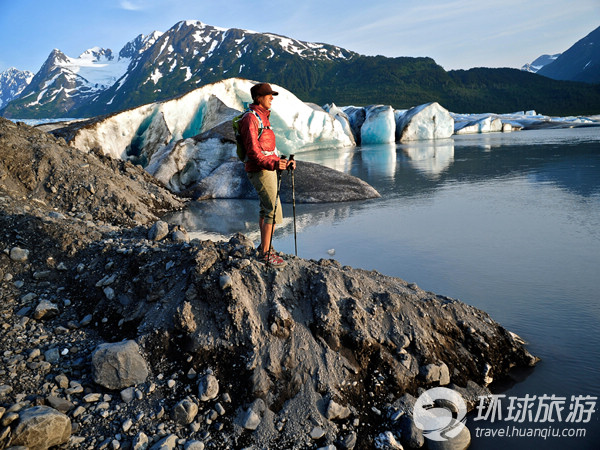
[9,247,29,262]
[33,300,59,320]
[197,374,219,401]
[148,220,170,241]
[172,398,198,425]
[189,160,380,203]
[10,406,71,450]
[91,340,149,390]
[420,362,451,385]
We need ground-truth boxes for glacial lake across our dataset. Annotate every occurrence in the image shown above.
[166,127,600,449]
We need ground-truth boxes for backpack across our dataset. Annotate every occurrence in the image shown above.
[232,108,264,162]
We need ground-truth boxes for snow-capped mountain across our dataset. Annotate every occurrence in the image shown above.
[521,54,561,73]
[1,20,357,119]
[1,20,598,119]
[537,25,600,84]
[84,20,356,116]
[2,32,162,118]
[0,68,34,109]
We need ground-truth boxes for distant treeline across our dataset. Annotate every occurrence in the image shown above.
[254,55,600,116]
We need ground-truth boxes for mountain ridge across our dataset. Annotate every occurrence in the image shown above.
[537,25,600,84]
[1,20,599,119]
[0,68,34,109]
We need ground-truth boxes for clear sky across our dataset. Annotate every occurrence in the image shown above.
[1,0,598,74]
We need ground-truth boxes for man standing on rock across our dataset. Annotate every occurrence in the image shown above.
[239,82,295,267]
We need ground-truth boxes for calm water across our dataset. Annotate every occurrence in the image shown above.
[166,127,600,449]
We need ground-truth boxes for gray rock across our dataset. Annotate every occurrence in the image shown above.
[172,398,198,425]
[197,374,219,401]
[148,221,169,241]
[420,363,450,385]
[241,409,261,431]
[54,374,69,389]
[10,405,71,450]
[79,313,93,326]
[0,385,13,399]
[397,414,424,449]
[120,387,136,403]
[92,340,149,390]
[171,229,189,242]
[132,432,149,450]
[184,441,205,450]
[426,424,471,450]
[338,431,357,449]
[310,426,325,440]
[44,348,60,364]
[33,300,59,320]
[149,434,178,450]
[374,431,403,449]
[46,395,74,413]
[326,399,351,420]
[191,160,380,203]
[9,247,29,262]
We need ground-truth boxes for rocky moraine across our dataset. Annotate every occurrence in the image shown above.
[0,117,538,450]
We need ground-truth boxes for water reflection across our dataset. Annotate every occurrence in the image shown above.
[358,143,396,178]
[163,128,600,450]
[164,197,358,243]
[167,128,600,240]
[399,139,455,179]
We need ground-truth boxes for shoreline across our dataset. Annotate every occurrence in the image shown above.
[0,117,538,449]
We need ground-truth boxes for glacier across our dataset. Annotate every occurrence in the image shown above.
[361,105,396,144]
[396,102,454,142]
[56,78,358,195]
[49,77,600,199]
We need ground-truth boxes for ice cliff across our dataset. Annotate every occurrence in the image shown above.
[49,77,598,200]
[50,78,458,197]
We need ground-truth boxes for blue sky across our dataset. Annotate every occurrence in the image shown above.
[0,0,598,73]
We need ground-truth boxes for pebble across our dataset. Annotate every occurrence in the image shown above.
[122,418,133,432]
[310,426,325,440]
[198,374,219,402]
[242,409,261,430]
[84,393,102,403]
[9,247,29,262]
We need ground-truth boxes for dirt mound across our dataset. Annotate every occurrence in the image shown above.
[0,117,183,226]
[0,118,538,449]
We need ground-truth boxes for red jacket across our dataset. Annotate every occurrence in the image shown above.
[240,103,281,172]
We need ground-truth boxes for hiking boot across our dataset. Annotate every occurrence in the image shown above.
[257,249,287,267]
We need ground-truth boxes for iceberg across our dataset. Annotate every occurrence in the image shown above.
[339,106,366,144]
[146,136,234,193]
[360,105,396,145]
[58,78,355,163]
[454,116,502,135]
[48,76,600,201]
[395,102,454,142]
[322,103,356,147]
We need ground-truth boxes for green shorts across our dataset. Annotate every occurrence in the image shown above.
[247,170,283,225]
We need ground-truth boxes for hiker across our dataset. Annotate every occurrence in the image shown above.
[239,82,296,266]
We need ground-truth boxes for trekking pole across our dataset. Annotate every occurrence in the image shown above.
[267,155,286,267]
[289,154,298,256]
